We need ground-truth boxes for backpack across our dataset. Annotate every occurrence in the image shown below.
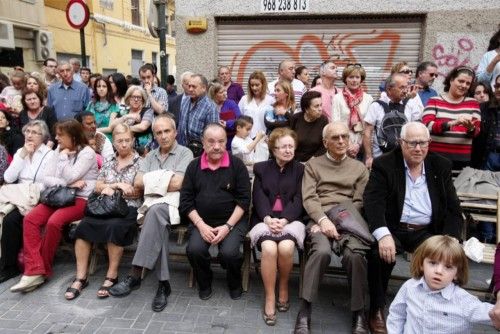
[375,99,408,153]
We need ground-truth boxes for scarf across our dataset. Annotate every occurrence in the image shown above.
[342,88,364,132]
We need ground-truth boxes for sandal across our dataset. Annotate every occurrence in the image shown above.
[65,277,89,301]
[262,309,276,326]
[277,300,290,312]
[97,276,118,299]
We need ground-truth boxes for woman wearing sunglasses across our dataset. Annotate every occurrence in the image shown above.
[332,63,373,159]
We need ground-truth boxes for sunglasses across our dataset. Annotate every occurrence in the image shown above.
[399,69,413,75]
[346,63,363,68]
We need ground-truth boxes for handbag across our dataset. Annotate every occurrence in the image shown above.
[39,185,77,208]
[85,190,129,218]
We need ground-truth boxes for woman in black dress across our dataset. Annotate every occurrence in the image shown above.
[66,123,143,300]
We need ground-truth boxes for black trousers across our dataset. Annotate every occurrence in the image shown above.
[367,226,433,309]
[0,208,24,270]
[186,219,248,291]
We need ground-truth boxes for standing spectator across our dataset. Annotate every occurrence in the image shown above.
[0,70,25,117]
[10,120,98,293]
[69,58,82,82]
[311,60,340,121]
[471,81,493,103]
[0,110,24,156]
[66,124,142,300]
[19,90,57,147]
[415,61,438,107]
[295,66,310,90]
[180,124,251,301]
[249,127,305,326]
[139,64,168,115]
[208,81,241,150]
[177,74,218,155]
[86,77,120,140]
[42,58,58,86]
[332,63,374,159]
[238,71,274,138]
[47,61,90,121]
[422,66,481,170]
[218,66,244,104]
[166,74,177,97]
[80,67,91,87]
[264,80,294,133]
[290,90,328,162]
[0,121,54,283]
[311,75,322,89]
[477,28,500,90]
[108,73,128,111]
[363,73,421,169]
[168,71,193,126]
[268,59,306,112]
[25,75,48,104]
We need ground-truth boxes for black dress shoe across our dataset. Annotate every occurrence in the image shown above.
[199,286,212,300]
[294,310,311,334]
[229,286,243,300]
[352,310,369,334]
[152,281,171,312]
[0,267,20,284]
[109,275,141,297]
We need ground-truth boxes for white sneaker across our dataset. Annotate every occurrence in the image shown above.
[10,275,45,292]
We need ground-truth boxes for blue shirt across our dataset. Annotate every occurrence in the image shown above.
[418,87,438,108]
[400,161,432,225]
[47,80,90,121]
[177,94,218,145]
[387,277,493,334]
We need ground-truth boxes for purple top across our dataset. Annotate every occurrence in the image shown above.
[227,82,245,104]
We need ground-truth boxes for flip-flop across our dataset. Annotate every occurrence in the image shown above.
[97,276,118,299]
[65,277,89,301]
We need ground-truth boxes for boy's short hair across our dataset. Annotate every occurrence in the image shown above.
[410,235,468,286]
[235,115,254,129]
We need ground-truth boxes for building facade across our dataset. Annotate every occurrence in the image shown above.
[175,1,500,95]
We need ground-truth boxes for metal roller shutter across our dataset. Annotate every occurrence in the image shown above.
[217,16,423,96]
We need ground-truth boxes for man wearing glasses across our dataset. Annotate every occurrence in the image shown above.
[294,122,370,334]
[415,61,439,108]
[363,122,462,334]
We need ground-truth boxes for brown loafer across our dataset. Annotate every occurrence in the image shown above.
[369,308,388,334]
[352,310,369,334]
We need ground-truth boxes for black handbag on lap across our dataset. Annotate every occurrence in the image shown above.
[85,190,129,218]
[39,186,77,208]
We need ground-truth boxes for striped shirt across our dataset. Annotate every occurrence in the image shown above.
[422,96,480,163]
[387,277,493,334]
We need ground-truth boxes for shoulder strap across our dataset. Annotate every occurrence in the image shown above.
[375,100,390,113]
[33,149,52,182]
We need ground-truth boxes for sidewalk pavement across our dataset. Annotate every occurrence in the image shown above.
[0,250,497,334]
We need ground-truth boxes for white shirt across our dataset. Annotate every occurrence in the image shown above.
[477,50,500,90]
[238,94,274,138]
[332,91,374,145]
[231,135,255,165]
[387,277,493,334]
[3,144,54,187]
[363,92,422,158]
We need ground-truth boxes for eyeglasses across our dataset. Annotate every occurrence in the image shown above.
[24,129,42,136]
[130,96,143,101]
[329,134,349,142]
[275,144,295,151]
[428,73,438,78]
[346,63,362,68]
[399,69,413,75]
[401,139,430,148]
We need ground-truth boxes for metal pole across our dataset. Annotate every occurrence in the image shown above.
[80,28,87,67]
[156,0,168,89]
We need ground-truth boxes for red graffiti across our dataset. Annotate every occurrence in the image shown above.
[431,37,476,77]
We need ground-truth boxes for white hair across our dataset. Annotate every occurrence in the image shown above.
[400,121,430,140]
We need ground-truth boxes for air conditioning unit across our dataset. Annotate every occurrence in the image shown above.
[0,20,15,49]
[34,30,55,62]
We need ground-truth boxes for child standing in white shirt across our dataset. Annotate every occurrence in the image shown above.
[231,116,267,174]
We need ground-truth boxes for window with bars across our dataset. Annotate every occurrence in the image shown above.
[131,0,141,26]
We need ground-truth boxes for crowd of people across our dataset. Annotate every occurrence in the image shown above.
[0,28,500,334]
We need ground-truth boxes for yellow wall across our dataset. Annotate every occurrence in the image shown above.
[44,0,176,76]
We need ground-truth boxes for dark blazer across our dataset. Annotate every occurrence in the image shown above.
[168,93,184,127]
[251,159,306,227]
[471,101,499,169]
[363,147,462,239]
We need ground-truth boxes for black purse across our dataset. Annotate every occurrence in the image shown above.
[85,190,129,218]
[39,186,77,208]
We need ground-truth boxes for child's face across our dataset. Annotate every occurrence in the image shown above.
[422,257,457,290]
[237,124,252,138]
[88,138,97,151]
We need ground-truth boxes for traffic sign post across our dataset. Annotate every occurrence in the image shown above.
[66,0,90,67]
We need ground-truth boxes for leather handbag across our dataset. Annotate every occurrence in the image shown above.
[39,186,77,208]
[85,190,129,218]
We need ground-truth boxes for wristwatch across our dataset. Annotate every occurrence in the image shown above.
[224,223,234,231]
